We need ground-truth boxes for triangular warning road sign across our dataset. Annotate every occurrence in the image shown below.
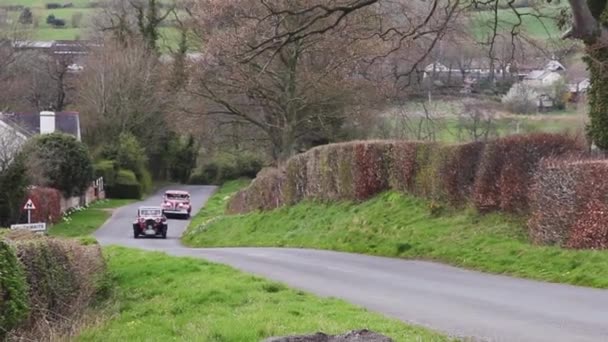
[23,199,36,210]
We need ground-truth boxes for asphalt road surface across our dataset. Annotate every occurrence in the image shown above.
[95,186,608,342]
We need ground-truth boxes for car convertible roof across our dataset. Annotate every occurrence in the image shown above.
[165,190,190,195]
[139,206,163,211]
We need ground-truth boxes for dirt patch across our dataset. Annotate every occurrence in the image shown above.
[263,329,393,342]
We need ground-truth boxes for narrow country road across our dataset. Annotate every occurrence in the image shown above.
[95,186,608,342]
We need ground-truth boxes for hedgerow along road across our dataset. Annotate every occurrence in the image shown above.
[95,185,608,342]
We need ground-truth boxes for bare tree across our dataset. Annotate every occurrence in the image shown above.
[185,0,390,161]
[76,40,171,155]
[0,123,26,172]
[454,101,498,142]
[94,0,176,52]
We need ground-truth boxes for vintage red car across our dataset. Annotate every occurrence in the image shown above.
[132,206,168,239]
[161,190,192,219]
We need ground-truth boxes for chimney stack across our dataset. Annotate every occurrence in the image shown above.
[40,111,55,134]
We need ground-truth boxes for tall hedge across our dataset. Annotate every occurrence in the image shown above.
[529,159,608,248]
[473,133,583,214]
[6,236,106,338]
[440,142,486,205]
[27,187,62,224]
[227,168,286,214]
[387,142,419,193]
[0,241,29,340]
[228,134,583,220]
[105,169,142,199]
[353,141,392,201]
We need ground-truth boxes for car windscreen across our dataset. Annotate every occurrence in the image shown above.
[140,209,161,216]
[166,193,189,200]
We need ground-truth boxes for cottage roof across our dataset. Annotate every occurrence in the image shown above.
[0,112,80,137]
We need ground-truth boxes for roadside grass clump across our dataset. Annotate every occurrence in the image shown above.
[76,247,448,341]
[2,233,107,340]
[186,179,249,238]
[187,187,608,288]
[50,199,134,238]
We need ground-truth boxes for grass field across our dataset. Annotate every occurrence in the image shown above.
[471,6,563,41]
[1,1,564,46]
[0,0,184,47]
[49,199,133,237]
[76,246,448,341]
[0,0,92,7]
[375,113,586,143]
[184,181,608,289]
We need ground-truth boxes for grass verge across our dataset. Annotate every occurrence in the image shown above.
[184,183,608,289]
[189,178,250,227]
[76,246,447,341]
[49,199,134,238]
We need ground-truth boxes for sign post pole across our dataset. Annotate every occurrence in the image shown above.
[23,199,36,224]
[11,199,45,234]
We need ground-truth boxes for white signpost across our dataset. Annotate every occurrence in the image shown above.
[23,198,35,223]
[9,198,46,234]
[10,223,47,234]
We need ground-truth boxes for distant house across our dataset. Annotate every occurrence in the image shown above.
[522,59,566,88]
[11,40,101,73]
[0,117,29,166]
[159,52,205,65]
[0,111,82,173]
[568,78,590,102]
[0,111,82,141]
[422,60,515,93]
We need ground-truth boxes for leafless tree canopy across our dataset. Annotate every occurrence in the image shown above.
[76,40,171,155]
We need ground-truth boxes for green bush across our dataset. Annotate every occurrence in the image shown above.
[105,169,142,199]
[94,159,117,186]
[102,133,147,176]
[100,133,153,193]
[139,168,153,195]
[0,155,28,227]
[190,163,219,185]
[23,133,94,197]
[190,152,264,185]
[0,241,29,339]
[168,135,198,183]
